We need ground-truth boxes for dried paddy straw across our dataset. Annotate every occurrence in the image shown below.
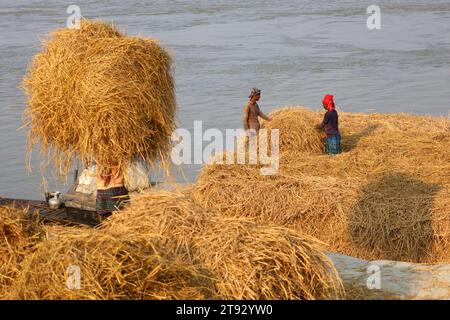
[260,107,324,155]
[23,19,176,178]
[0,205,42,297]
[11,225,216,300]
[6,191,343,300]
[103,191,344,300]
[191,107,450,263]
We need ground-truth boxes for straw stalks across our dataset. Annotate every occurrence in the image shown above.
[103,191,344,299]
[191,107,450,263]
[23,20,176,180]
[0,206,42,297]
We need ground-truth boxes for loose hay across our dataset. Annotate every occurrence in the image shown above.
[0,205,42,297]
[349,173,450,263]
[261,107,324,155]
[11,226,216,300]
[23,19,176,178]
[5,190,342,300]
[191,107,450,264]
[103,191,344,300]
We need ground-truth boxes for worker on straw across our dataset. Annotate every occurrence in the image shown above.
[96,160,129,219]
[316,94,341,155]
[243,87,272,135]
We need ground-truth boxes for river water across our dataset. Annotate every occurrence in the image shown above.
[1,0,449,200]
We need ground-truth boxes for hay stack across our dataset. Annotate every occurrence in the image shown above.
[103,191,344,300]
[260,107,324,155]
[8,191,343,300]
[11,225,216,300]
[349,174,450,262]
[191,163,366,258]
[0,206,42,297]
[191,162,361,225]
[191,107,450,263]
[23,20,176,177]
[192,165,450,263]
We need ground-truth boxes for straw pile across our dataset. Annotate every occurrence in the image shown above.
[102,191,344,300]
[0,206,42,297]
[23,20,176,177]
[191,107,450,263]
[11,224,216,300]
[260,107,324,155]
[6,191,343,300]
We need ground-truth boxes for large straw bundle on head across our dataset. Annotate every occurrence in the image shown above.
[103,191,344,299]
[191,107,450,264]
[23,20,176,177]
[260,107,324,155]
[0,206,42,297]
[11,225,216,300]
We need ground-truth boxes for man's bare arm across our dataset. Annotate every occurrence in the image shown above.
[258,108,271,121]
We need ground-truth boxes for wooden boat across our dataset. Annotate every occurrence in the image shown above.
[0,196,100,227]
[0,172,183,227]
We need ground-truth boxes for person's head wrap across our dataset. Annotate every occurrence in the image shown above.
[322,94,335,112]
[249,87,261,99]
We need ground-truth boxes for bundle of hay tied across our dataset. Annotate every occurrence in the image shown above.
[191,107,450,264]
[23,20,176,178]
[8,191,344,300]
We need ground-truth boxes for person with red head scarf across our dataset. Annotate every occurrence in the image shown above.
[315,94,341,154]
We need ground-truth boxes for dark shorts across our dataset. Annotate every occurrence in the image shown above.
[325,135,341,155]
[96,186,129,215]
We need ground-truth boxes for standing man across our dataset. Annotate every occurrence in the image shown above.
[243,87,272,135]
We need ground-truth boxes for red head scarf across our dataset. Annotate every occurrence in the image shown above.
[322,94,335,112]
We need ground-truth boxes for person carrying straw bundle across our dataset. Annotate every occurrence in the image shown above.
[96,161,130,219]
[23,20,176,212]
[316,94,341,155]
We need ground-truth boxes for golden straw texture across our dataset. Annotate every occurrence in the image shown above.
[104,191,344,300]
[191,107,450,263]
[0,205,42,297]
[4,190,342,300]
[10,224,216,300]
[23,20,176,178]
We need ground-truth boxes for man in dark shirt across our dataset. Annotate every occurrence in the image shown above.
[316,94,341,155]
